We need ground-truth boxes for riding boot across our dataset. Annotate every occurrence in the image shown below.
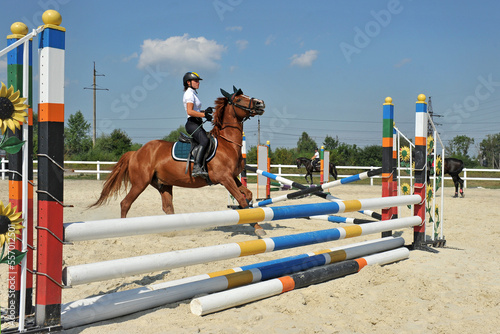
[192,145,208,178]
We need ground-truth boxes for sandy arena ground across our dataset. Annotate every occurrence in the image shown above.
[1,179,499,333]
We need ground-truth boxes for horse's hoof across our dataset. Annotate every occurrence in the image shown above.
[254,226,267,237]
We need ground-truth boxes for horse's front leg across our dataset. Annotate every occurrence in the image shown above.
[234,177,253,203]
[219,176,266,237]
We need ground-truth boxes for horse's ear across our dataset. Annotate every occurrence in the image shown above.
[232,86,243,96]
[220,88,231,99]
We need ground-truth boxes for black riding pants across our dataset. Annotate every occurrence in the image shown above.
[185,117,209,148]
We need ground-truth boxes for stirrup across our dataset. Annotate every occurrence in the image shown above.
[192,165,208,177]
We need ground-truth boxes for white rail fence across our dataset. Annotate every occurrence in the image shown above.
[0,159,499,188]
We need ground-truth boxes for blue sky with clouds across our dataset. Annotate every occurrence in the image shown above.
[1,0,499,155]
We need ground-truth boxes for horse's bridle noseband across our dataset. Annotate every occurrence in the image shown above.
[227,93,260,120]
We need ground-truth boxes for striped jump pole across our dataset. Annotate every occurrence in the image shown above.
[190,247,410,316]
[62,216,420,286]
[246,165,382,220]
[253,168,382,208]
[308,215,375,224]
[61,237,403,328]
[64,194,419,242]
[413,94,428,249]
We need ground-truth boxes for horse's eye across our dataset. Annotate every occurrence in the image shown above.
[235,99,241,103]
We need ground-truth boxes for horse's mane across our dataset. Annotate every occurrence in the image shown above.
[210,97,227,137]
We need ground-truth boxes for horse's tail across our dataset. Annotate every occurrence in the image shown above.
[89,151,134,208]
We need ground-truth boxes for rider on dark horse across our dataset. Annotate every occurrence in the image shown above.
[311,147,320,169]
[183,72,213,178]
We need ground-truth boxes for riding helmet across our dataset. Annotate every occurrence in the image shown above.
[183,72,203,88]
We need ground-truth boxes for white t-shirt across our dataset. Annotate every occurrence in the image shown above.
[183,87,202,118]
[313,151,319,159]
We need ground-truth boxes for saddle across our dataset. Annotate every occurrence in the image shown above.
[172,132,218,182]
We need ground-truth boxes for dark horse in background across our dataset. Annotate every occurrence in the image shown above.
[90,87,267,236]
[444,157,465,198]
[296,157,338,185]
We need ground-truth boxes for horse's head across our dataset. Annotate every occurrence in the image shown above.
[220,86,265,120]
[296,158,303,168]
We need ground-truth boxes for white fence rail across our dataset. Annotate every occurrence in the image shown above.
[1,159,499,188]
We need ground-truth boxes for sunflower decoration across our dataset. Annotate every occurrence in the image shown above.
[0,201,25,265]
[426,185,434,202]
[400,146,410,162]
[401,182,411,195]
[0,82,28,135]
[427,135,434,153]
[435,155,442,175]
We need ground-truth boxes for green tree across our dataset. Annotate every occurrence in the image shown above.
[479,133,500,168]
[246,145,257,164]
[162,125,187,142]
[333,142,359,166]
[296,132,317,156]
[92,129,133,160]
[64,111,91,157]
[358,145,383,166]
[272,147,295,164]
[323,135,340,151]
[448,135,474,159]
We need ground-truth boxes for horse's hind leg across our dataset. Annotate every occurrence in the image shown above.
[458,176,465,197]
[120,182,149,218]
[452,175,459,198]
[160,185,174,214]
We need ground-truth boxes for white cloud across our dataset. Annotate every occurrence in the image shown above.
[137,34,226,75]
[265,35,276,46]
[394,58,412,68]
[226,26,243,32]
[122,52,138,62]
[236,40,248,51]
[290,50,318,67]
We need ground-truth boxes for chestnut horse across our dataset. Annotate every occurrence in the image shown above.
[90,87,266,236]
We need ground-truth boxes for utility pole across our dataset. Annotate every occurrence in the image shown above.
[84,62,108,146]
[257,116,261,146]
[427,96,442,135]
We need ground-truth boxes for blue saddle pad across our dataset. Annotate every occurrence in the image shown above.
[172,138,218,162]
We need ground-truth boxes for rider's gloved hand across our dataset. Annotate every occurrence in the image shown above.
[204,111,213,122]
[203,107,213,121]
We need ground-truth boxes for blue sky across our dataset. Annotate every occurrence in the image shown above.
[1,0,499,156]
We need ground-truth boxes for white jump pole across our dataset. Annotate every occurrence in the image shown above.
[64,195,421,242]
[190,247,410,316]
[61,237,403,328]
[62,216,420,286]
